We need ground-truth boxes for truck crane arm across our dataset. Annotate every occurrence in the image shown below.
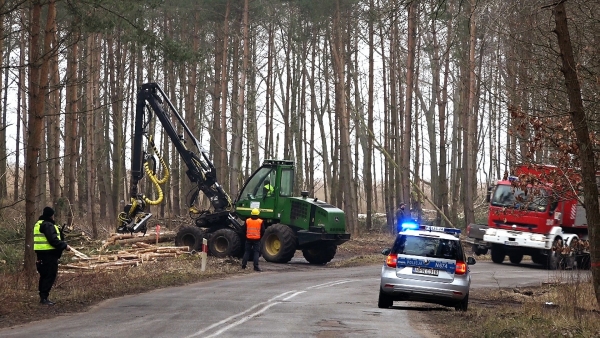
[118,83,240,234]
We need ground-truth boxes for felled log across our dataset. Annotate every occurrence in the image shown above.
[111,232,176,246]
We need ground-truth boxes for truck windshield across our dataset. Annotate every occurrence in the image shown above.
[490,185,548,212]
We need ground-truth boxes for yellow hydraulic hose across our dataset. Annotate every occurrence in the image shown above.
[140,136,170,206]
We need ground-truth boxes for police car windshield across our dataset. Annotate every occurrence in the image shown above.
[392,235,461,260]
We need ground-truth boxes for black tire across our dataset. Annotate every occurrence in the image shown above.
[546,238,563,270]
[175,226,205,251]
[576,254,591,270]
[261,224,297,263]
[455,294,469,312]
[208,228,242,258]
[302,243,337,265]
[509,253,523,264]
[531,253,545,265]
[546,250,560,270]
[378,289,393,309]
[473,245,488,256]
[491,245,505,264]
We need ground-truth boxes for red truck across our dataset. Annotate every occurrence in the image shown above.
[481,164,591,269]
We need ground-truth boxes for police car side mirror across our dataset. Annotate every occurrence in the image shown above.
[381,248,391,256]
[467,257,476,265]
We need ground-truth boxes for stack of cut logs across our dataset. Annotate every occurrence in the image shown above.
[61,230,190,272]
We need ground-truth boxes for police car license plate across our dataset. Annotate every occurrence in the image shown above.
[412,267,439,276]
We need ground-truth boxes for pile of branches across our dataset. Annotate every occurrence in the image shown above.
[60,230,189,272]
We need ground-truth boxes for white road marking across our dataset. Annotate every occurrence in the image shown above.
[184,290,295,338]
[189,279,360,337]
[306,279,353,289]
[204,302,281,338]
[282,291,306,301]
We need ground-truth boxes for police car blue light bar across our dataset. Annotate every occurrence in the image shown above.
[399,224,461,237]
[399,221,419,232]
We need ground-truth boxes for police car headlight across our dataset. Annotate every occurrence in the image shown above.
[530,234,545,242]
[485,228,497,236]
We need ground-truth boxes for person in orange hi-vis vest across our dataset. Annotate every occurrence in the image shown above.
[242,208,265,272]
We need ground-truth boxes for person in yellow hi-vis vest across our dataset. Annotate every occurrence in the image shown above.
[263,179,274,197]
[33,207,71,305]
[242,208,265,272]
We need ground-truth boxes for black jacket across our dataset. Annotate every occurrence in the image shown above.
[35,216,68,259]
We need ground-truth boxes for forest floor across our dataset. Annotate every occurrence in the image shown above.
[1,231,598,337]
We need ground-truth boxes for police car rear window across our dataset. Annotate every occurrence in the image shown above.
[392,235,462,260]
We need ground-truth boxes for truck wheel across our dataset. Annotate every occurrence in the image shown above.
[473,245,488,256]
[262,224,297,263]
[491,245,505,264]
[547,238,563,270]
[546,250,561,270]
[531,253,545,265]
[576,254,591,270]
[455,294,469,312]
[509,253,523,264]
[209,228,242,258]
[302,243,337,265]
[378,288,393,309]
[175,226,205,251]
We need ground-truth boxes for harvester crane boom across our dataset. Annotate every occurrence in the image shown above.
[119,83,240,233]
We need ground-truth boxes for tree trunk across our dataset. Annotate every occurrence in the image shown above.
[552,0,600,307]
[331,0,358,235]
[25,0,56,279]
[402,1,417,207]
[463,0,477,226]
[85,33,98,238]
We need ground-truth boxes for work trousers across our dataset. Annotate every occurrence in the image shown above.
[36,256,59,300]
[242,240,261,269]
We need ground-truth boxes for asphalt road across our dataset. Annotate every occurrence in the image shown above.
[0,260,590,338]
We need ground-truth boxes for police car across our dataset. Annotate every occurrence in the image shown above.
[378,222,475,311]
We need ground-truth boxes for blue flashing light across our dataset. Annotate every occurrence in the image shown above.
[508,175,518,182]
[399,221,419,232]
[399,224,461,237]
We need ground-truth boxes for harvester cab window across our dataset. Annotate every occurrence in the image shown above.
[280,169,293,197]
[239,167,273,199]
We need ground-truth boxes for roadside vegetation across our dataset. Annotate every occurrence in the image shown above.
[425,273,600,338]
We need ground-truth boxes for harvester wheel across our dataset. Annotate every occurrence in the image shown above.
[175,226,205,251]
[209,228,242,258]
[302,243,337,265]
[261,224,297,263]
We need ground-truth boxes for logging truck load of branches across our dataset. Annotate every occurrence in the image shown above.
[482,164,593,270]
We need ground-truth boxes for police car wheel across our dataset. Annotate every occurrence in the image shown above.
[455,294,469,311]
[378,289,393,308]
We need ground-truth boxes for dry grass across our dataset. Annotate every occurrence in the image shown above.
[0,254,242,328]
[424,272,600,338]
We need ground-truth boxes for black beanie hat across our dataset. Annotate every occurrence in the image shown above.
[42,207,55,218]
